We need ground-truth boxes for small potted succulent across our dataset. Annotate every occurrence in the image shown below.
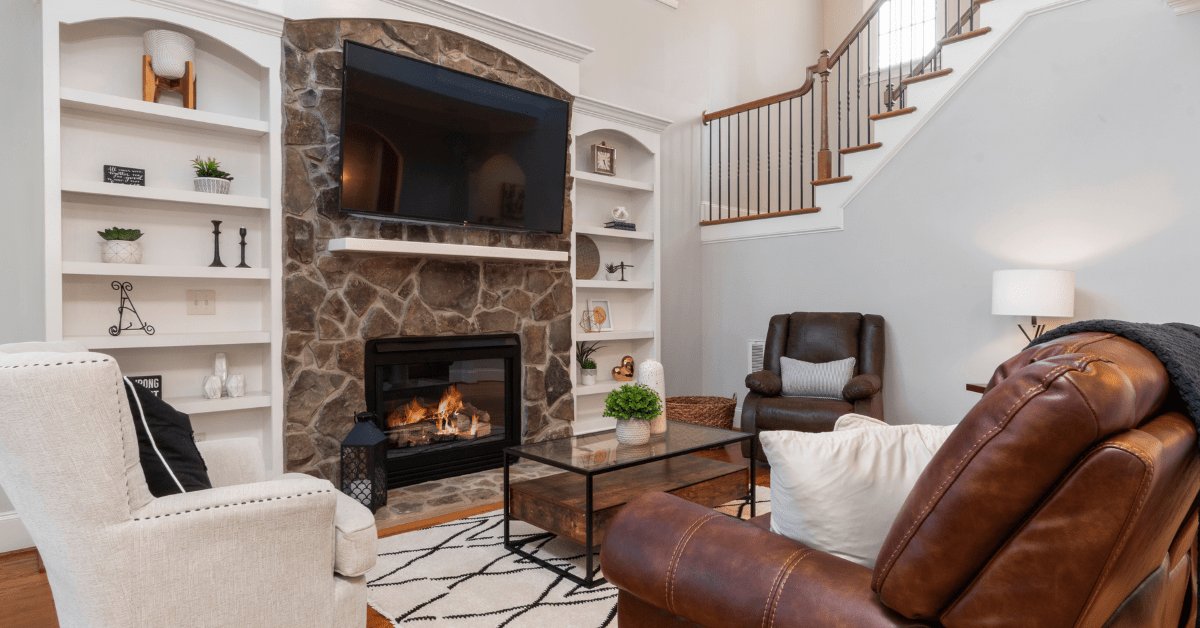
[98,227,145,264]
[576,341,604,386]
[191,156,234,194]
[603,383,663,446]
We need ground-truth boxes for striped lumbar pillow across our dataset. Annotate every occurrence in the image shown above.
[779,356,856,400]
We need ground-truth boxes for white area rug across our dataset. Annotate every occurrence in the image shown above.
[367,487,771,627]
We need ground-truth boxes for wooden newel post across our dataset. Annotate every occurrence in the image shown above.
[816,50,832,181]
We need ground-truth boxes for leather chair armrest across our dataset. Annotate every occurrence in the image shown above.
[843,374,882,401]
[746,370,782,396]
[601,492,930,628]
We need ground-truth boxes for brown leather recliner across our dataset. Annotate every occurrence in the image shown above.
[602,333,1200,628]
[742,312,885,462]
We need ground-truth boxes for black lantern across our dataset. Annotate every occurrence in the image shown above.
[340,411,388,512]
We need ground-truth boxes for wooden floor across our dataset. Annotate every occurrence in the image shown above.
[0,443,762,628]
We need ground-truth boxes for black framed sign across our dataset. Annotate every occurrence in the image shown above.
[104,165,146,186]
[128,374,163,397]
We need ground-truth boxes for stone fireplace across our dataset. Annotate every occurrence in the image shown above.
[281,18,576,483]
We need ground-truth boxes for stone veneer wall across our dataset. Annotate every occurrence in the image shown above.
[282,18,575,480]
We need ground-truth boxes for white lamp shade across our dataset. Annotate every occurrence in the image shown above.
[992,270,1075,317]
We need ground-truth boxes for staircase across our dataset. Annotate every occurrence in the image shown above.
[700,0,1083,243]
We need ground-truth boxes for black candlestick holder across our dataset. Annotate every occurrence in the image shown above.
[236,227,250,268]
[209,220,225,268]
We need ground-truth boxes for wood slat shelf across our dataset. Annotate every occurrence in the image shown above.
[68,331,271,350]
[62,262,269,280]
[573,171,654,192]
[60,87,269,137]
[575,279,654,290]
[575,225,654,240]
[167,392,272,415]
[327,238,568,262]
[62,180,270,210]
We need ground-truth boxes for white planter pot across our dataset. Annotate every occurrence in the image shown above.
[650,414,667,434]
[606,271,618,281]
[144,30,196,80]
[100,240,142,264]
[194,177,231,194]
[615,419,651,446]
[580,368,597,386]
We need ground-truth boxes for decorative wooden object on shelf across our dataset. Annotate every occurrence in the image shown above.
[612,355,635,381]
[142,55,196,109]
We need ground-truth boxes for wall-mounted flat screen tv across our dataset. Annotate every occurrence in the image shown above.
[339,41,570,234]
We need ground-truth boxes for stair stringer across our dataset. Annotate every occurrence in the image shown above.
[701,0,1091,245]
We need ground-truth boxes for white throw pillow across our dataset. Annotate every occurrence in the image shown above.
[779,356,856,399]
[760,415,957,568]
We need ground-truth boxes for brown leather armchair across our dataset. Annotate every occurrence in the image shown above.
[742,312,885,462]
[603,333,1200,628]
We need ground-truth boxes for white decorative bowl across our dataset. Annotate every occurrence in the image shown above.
[144,30,196,80]
[194,177,231,194]
[615,419,651,446]
[100,240,142,264]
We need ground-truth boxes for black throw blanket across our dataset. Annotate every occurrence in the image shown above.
[1028,320,1200,430]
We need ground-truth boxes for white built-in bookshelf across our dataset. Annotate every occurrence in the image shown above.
[570,96,671,434]
[40,2,285,475]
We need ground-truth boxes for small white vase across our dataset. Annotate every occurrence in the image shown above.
[580,368,596,386]
[650,414,667,435]
[226,374,245,398]
[615,419,651,446]
[202,375,222,399]
[100,240,142,264]
[194,177,231,194]
[144,30,196,80]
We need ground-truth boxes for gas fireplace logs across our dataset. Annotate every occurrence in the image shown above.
[386,385,493,447]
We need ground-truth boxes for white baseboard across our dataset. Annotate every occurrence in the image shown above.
[0,511,33,553]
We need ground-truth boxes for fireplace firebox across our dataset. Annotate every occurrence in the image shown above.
[364,334,521,488]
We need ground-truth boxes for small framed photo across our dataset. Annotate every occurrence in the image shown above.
[587,299,613,332]
[592,142,615,176]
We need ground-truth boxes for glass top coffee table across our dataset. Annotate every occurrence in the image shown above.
[503,420,756,588]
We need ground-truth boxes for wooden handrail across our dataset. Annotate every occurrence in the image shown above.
[702,66,818,124]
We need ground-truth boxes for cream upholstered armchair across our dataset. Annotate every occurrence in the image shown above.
[0,343,377,628]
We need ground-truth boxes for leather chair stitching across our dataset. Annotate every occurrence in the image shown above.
[1075,441,1156,624]
[767,550,813,628]
[874,358,1098,589]
[665,512,722,615]
[760,549,807,628]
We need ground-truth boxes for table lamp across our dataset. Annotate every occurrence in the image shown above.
[992,269,1075,342]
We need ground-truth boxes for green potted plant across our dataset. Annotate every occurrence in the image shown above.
[191,156,234,194]
[97,227,145,264]
[576,341,605,386]
[603,383,663,446]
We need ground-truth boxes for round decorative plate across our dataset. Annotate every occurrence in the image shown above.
[576,234,600,280]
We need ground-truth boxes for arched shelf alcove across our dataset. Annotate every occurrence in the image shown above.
[574,128,655,186]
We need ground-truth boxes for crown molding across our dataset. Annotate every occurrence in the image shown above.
[131,0,285,36]
[1166,0,1200,14]
[573,95,673,133]
[380,0,593,62]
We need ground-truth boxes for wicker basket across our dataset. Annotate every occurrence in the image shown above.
[666,395,737,431]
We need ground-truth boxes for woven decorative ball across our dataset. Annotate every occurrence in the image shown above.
[576,234,600,280]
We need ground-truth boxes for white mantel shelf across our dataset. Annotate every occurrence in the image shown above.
[327,238,569,262]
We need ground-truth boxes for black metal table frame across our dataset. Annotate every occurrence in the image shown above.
[503,429,756,589]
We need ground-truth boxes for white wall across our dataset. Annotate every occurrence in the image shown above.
[0,0,44,553]
[701,0,1200,425]
[459,0,824,395]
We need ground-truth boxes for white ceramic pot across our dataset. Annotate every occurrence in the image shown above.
[194,177,231,194]
[100,240,142,264]
[226,374,245,398]
[615,418,651,446]
[202,375,222,399]
[650,414,667,435]
[580,368,597,386]
[606,270,618,281]
[144,30,196,80]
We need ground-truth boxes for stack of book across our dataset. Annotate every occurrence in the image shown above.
[604,221,636,231]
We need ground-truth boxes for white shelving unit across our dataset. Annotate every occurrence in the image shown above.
[39,3,285,476]
[570,96,671,435]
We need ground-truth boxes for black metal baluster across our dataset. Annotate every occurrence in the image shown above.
[789,98,793,211]
[868,18,873,142]
[766,104,771,214]
[756,108,761,215]
[778,102,782,213]
[708,119,712,221]
[856,35,861,148]
[717,117,722,220]
[736,112,741,219]
[809,91,815,207]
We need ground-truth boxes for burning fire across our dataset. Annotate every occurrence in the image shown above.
[388,385,481,437]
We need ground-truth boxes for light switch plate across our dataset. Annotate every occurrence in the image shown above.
[186,290,216,315]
